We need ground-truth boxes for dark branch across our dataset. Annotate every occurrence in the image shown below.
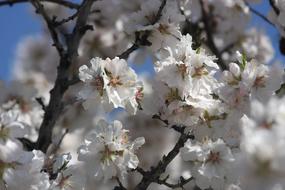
[67,75,81,86]
[156,175,193,189]
[46,129,69,156]
[152,114,169,125]
[268,0,285,55]
[113,177,127,190]
[179,7,203,49]
[35,0,95,153]
[31,0,64,54]
[35,97,46,111]
[276,82,285,96]
[118,0,167,59]
[118,33,140,60]
[18,137,36,151]
[245,2,274,26]
[220,42,236,54]
[0,0,80,9]
[134,127,194,190]
[54,10,79,27]
[269,0,280,15]
[199,0,227,70]
[152,114,195,139]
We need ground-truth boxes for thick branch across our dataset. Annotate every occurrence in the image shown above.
[134,127,194,190]
[118,0,167,59]
[0,0,80,9]
[35,0,94,153]
[199,0,227,70]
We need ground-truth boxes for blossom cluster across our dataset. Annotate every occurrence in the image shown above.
[1,0,285,189]
[78,57,142,114]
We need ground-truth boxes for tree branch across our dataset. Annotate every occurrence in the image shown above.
[46,129,69,156]
[245,1,274,26]
[31,0,64,54]
[134,126,194,190]
[118,0,167,59]
[113,177,127,190]
[152,114,194,139]
[35,97,46,111]
[199,0,227,70]
[269,0,280,15]
[54,10,79,27]
[34,0,95,153]
[0,0,80,9]
[268,0,285,55]
[220,42,236,54]
[156,175,193,189]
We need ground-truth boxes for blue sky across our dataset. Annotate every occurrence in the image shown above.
[0,4,41,80]
[0,1,284,80]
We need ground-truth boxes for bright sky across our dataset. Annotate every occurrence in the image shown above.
[0,4,40,80]
[0,1,284,80]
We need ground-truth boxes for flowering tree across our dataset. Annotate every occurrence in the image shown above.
[1,0,285,189]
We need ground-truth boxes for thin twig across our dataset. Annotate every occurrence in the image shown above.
[156,175,193,189]
[35,97,46,111]
[46,129,69,156]
[31,0,64,54]
[0,0,80,9]
[220,42,236,54]
[152,114,195,139]
[54,10,80,27]
[245,2,274,26]
[199,0,227,70]
[134,126,194,190]
[118,0,167,59]
[180,13,202,49]
[113,177,127,190]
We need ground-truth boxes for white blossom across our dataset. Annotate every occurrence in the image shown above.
[238,97,285,190]
[77,119,145,181]
[79,57,142,114]
[0,109,28,144]
[181,139,235,190]
[2,150,50,190]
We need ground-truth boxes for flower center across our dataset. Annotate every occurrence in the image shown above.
[158,24,171,35]
[135,88,144,103]
[145,13,157,24]
[100,146,124,164]
[253,76,266,88]
[260,122,272,130]
[121,132,129,144]
[177,64,188,80]
[192,66,208,78]
[108,76,123,87]
[207,151,220,164]
[165,88,181,105]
